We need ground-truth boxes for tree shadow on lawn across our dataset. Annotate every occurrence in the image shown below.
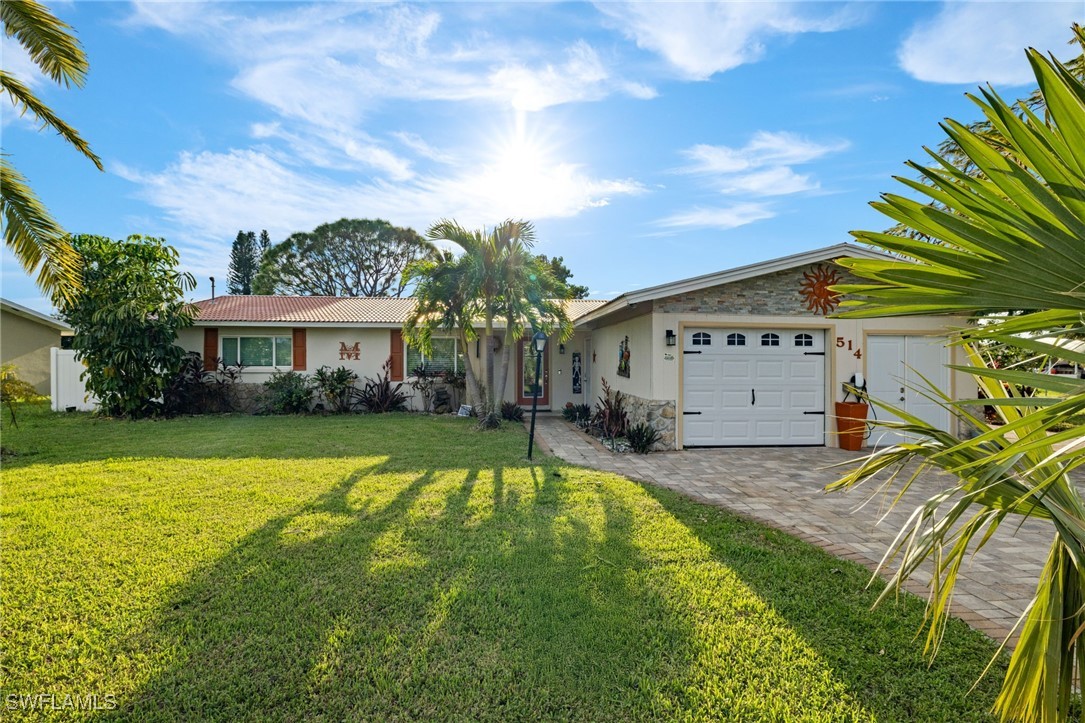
[634,481,1006,721]
[94,459,1001,722]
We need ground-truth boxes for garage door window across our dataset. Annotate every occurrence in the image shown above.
[794,333,813,347]
[726,333,745,346]
[692,332,712,346]
[760,333,780,347]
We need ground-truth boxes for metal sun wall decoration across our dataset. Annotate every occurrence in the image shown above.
[617,335,631,378]
[799,264,843,315]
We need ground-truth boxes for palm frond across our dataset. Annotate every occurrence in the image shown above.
[0,155,81,301]
[0,71,102,169]
[0,0,88,88]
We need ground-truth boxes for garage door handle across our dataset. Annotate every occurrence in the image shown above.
[803,411,825,415]
[751,389,755,405]
[684,350,702,354]
[804,351,825,356]
[683,411,702,415]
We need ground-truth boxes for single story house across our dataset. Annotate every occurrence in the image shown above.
[180,243,969,449]
[1,298,73,394]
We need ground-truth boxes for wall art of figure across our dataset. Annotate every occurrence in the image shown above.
[617,335,631,378]
[571,352,582,394]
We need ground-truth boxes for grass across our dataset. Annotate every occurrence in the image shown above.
[2,403,1006,721]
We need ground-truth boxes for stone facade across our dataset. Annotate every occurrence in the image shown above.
[624,393,676,451]
[653,263,862,316]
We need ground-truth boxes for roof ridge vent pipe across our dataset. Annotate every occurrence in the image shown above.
[210,276,216,302]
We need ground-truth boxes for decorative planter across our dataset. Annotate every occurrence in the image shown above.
[834,402,869,451]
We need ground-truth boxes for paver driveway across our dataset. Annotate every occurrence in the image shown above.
[533,414,1054,646]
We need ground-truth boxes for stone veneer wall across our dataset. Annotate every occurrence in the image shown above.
[623,393,676,451]
[653,264,862,316]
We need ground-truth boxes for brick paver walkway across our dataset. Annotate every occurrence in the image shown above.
[533,414,1055,646]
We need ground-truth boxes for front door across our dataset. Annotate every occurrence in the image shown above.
[517,339,550,407]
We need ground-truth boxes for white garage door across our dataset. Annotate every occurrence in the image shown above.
[866,335,951,447]
[682,328,826,446]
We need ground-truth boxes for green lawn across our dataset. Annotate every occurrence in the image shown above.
[2,404,1005,721]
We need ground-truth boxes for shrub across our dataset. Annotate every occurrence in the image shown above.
[263,371,314,414]
[408,365,439,412]
[313,365,359,413]
[592,377,628,441]
[477,411,502,430]
[164,352,242,415]
[500,401,524,422]
[1,364,42,429]
[562,402,592,426]
[626,423,660,454]
[358,358,408,413]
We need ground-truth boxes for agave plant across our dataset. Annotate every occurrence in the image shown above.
[829,38,1085,723]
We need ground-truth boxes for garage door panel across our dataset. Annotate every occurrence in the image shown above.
[685,358,717,379]
[788,360,820,380]
[683,327,826,446]
[788,389,819,408]
[721,390,749,409]
[722,360,752,378]
[754,360,785,379]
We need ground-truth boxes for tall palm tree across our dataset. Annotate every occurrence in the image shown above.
[830,42,1085,723]
[1,0,102,302]
[402,250,485,412]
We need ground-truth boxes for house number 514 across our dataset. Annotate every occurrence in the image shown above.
[836,336,862,359]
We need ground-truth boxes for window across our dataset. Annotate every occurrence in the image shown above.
[406,338,464,374]
[794,333,814,347]
[222,336,292,367]
[760,333,780,347]
[726,333,746,347]
[691,332,712,346]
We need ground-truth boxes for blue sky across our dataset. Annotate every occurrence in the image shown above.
[3,1,1081,313]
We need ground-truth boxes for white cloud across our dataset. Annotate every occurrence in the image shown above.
[717,167,817,196]
[596,2,865,80]
[680,132,847,192]
[657,203,776,230]
[898,2,1082,85]
[116,147,645,273]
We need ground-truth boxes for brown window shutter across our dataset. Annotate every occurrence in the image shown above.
[203,328,218,371]
[292,328,307,371]
[390,329,404,381]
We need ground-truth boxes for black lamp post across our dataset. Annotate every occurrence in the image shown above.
[527,330,547,460]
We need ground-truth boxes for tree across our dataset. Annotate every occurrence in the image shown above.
[258,229,271,256]
[422,219,572,417]
[831,42,1085,723]
[1,0,102,303]
[60,234,196,419]
[253,218,433,297]
[227,230,257,295]
[537,255,589,299]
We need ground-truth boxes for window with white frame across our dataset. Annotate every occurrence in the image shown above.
[760,333,781,347]
[221,336,292,367]
[406,338,465,374]
[691,332,712,346]
[726,333,746,347]
[794,333,814,347]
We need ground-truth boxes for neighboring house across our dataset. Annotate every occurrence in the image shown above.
[180,243,969,449]
[0,298,73,394]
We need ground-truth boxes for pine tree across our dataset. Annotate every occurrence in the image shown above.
[227,230,257,295]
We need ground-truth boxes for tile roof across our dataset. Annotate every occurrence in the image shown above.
[192,296,608,325]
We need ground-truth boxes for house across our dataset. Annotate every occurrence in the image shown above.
[177,296,606,413]
[0,298,73,394]
[180,244,969,449]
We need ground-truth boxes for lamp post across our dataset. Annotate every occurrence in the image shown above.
[527,330,547,460]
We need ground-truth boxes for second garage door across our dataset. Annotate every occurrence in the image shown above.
[682,328,826,446]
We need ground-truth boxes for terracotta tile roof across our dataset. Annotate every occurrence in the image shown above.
[192,296,608,325]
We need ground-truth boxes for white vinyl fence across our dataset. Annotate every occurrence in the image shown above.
[50,348,97,411]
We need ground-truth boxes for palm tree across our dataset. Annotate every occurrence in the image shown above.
[830,42,1085,723]
[402,250,485,412]
[1,0,102,302]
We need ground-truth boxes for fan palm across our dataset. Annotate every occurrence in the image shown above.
[1,0,102,302]
[830,43,1085,722]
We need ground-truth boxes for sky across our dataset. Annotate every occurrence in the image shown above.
[3,1,1082,314]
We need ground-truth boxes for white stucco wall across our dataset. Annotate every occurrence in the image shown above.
[586,312,653,403]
